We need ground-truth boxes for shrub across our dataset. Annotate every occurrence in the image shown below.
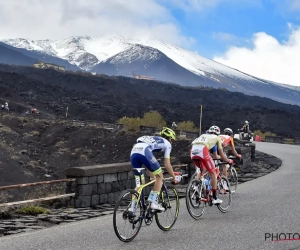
[17,206,50,215]
[177,121,197,131]
[118,111,167,131]
[141,111,166,128]
[118,116,142,131]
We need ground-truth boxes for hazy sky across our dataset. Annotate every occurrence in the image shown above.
[1,0,300,86]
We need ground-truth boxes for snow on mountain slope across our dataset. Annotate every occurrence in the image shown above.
[1,35,299,92]
[1,35,264,82]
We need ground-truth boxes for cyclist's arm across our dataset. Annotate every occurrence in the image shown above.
[230,138,240,157]
[163,142,176,179]
[164,158,176,179]
[212,150,221,159]
[217,139,230,162]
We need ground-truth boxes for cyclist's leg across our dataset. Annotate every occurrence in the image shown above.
[201,147,222,204]
[222,152,228,178]
[141,148,164,210]
[191,145,206,179]
[129,153,146,213]
[130,153,146,191]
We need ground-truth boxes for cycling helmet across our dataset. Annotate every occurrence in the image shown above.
[224,128,233,136]
[208,125,220,135]
[245,121,249,124]
[160,127,176,140]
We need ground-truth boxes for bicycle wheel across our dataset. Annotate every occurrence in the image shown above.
[216,176,231,213]
[113,189,143,242]
[155,186,179,231]
[227,166,238,194]
[185,179,206,220]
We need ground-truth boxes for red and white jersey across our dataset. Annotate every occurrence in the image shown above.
[218,134,234,148]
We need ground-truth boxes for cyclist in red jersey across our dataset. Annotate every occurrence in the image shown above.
[218,128,241,178]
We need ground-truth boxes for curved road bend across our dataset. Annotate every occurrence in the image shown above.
[0,142,299,250]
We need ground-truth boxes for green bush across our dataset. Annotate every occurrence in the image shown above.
[177,121,197,131]
[118,116,142,131]
[141,111,167,128]
[118,111,166,131]
[17,206,50,215]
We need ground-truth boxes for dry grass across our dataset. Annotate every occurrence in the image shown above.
[57,148,70,154]
[17,206,50,215]
[23,131,40,137]
[0,125,18,135]
[11,155,19,161]
[26,160,48,172]
[55,141,65,148]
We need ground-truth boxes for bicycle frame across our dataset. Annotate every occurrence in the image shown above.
[133,168,173,222]
[194,164,226,205]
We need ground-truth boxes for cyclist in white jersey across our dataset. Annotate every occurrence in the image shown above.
[130,127,181,211]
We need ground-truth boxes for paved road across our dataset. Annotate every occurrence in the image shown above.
[0,142,299,250]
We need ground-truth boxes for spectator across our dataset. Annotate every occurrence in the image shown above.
[4,102,9,111]
[171,122,177,130]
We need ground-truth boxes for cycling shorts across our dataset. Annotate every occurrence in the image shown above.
[130,146,162,176]
[190,144,216,173]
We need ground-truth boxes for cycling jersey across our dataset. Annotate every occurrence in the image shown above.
[191,134,223,150]
[219,134,234,148]
[133,136,171,158]
[130,136,171,176]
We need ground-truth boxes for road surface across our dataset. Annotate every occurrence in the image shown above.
[0,142,299,250]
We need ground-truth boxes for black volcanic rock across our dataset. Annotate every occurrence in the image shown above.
[0,64,299,138]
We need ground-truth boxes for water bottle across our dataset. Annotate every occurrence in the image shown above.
[207,177,212,191]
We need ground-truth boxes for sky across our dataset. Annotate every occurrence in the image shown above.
[1,0,300,86]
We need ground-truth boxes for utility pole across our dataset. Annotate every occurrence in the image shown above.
[199,105,202,136]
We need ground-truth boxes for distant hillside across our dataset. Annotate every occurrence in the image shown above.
[0,43,36,66]
[0,42,81,71]
[0,64,299,137]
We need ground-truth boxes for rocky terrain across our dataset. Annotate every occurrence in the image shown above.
[0,64,300,138]
[0,114,191,188]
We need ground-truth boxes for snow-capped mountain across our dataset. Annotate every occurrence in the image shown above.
[2,35,300,106]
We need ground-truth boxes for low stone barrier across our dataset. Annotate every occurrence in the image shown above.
[65,162,153,208]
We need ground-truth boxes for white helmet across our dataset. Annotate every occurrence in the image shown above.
[245,121,249,124]
[208,125,220,135]
[224,128,233,136]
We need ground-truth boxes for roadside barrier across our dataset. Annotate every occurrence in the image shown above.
[0,179,76,207]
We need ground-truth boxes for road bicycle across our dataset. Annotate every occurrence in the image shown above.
[190,155,239,194]
[113,167,187,242]
[185,159,232,220]
[223,155,239,194]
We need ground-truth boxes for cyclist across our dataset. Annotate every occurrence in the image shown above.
[240,120,250,139]
[218,128,241,179]
[191,125,234,204]
[130,127,182,212]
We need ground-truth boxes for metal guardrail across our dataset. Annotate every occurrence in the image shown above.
[0,178,76,207]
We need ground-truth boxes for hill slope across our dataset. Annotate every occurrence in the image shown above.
[0,64,299,138]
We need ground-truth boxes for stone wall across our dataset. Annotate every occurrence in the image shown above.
[65,162,152,208]
[65,146,254,208]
